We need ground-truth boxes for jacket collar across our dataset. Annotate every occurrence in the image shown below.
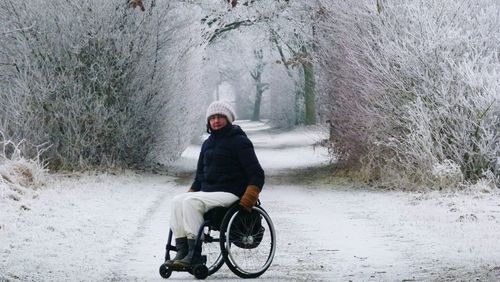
[211,124,232,137]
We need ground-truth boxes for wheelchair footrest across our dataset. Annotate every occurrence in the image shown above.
[165,255,207,272]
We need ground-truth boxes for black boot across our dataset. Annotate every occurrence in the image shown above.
[172,239,203,268]
[165,237,188,267]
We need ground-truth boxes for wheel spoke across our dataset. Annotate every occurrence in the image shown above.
[202,228,224,275]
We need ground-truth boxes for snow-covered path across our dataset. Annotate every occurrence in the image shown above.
[2,121,500,281]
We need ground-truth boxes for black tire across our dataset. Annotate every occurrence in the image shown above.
[159,263,172,279]
[220,205,276,278]
[193,264,209,279]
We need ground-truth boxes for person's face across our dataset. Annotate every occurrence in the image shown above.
[209,114,228,131]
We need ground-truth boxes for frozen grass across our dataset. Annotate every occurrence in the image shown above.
[0,135,48,206]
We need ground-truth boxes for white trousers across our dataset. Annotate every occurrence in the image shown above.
[170,191,239,239]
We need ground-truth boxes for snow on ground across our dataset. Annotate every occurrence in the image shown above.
[1,121,500,281]
[0,172,176,281]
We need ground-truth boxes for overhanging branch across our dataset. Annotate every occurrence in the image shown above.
[207,19,255,44]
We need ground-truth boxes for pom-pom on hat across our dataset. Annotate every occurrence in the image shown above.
[206,100,236,123]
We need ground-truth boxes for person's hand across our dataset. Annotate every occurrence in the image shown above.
[239,185,260,212]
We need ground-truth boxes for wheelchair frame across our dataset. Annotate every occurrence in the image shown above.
[159,201,276,279]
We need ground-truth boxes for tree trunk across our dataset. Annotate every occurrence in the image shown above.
[303,60,316,125]
[252,84,263,121]
[250,49,266,122]
[215,82,220,101]
[294,88,302,125]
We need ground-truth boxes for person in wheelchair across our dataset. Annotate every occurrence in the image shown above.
[166,100,265,270]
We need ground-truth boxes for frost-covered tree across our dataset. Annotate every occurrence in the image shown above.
[265,1,323,126]
[316,0,500,188]
[0,0,205,170]
[250,49,268,121]
[197,0,318,127]
[202,25,274,122]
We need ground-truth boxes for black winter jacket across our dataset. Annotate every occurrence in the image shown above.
[191,124,264,198]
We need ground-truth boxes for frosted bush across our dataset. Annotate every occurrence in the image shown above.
[0,0,204,170]
[315,0,500,189]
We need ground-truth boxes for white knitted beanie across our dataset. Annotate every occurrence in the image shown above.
[206,100,236,123]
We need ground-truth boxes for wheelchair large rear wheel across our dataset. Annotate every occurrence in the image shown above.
[220,205,276,278]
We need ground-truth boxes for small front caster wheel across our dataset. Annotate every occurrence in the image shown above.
[159,263,172,279]
[193,264,209,279]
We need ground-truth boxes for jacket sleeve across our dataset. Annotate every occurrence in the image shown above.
[191,143,205,191]
[234,136,265,190]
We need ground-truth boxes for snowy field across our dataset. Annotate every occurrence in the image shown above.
[1,121,500,281]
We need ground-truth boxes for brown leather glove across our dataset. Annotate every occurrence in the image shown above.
[239,185,260,212]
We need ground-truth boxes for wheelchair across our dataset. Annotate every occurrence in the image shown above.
[159,201,276,279]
